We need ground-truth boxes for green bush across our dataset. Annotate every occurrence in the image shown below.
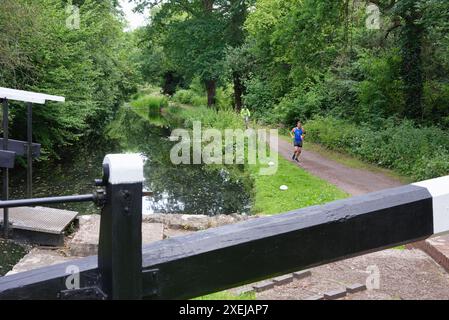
[172,76,233,108]
[172,89,208,107]
[130,95,168,115]
[413,150,449,181]
[190,95,208,107]
[306,116,449,180]
[173,89,194,104]
[244,78,277,121]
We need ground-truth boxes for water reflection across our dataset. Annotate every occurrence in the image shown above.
[113,109,252,215]
[8,108,252,216]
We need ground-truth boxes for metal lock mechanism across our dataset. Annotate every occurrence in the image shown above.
[93,163,110,208]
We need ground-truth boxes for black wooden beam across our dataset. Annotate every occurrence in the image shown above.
[0,138,40,158]
[0,183,437,300]
[140,184,433,299]
[98,182,143,299]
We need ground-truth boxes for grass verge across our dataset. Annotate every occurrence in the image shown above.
[248,151,348,215]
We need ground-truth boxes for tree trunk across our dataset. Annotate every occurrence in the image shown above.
[233,72,244,112]
[205,80,216,107]
[401,14,424,119]
[203,0,213,12]
[395,0,424,120]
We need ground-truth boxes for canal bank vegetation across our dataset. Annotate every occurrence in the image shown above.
[305,117,449,182]
[194,291,256,301]
[130,95,168,116]
[0,240,27,276]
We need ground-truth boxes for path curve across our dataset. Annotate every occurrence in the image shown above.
[271,136,404,196]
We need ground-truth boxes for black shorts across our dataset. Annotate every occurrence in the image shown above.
[294,141,303,148]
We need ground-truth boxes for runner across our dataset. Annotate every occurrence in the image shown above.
[290,121,305,162]
[240,107,251,129]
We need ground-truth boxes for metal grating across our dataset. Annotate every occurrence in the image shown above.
[0,206,78,234]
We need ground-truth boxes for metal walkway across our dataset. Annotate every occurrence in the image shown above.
[0,206,78,246]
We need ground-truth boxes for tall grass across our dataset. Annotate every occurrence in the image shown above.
[172,86,233,109]
[130,95,169,115]
[168,105,244,130]
[173,89,208,107]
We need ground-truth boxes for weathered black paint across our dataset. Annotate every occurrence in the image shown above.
[140,184,433,299]
[98,181,143,300]
[0,184,433,300]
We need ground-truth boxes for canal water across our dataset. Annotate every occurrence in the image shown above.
[8,108,253,216]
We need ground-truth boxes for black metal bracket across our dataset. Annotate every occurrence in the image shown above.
[142,268,159,298]
[58,286,108,300]
[93,188,107,208]
[93,164,110,208]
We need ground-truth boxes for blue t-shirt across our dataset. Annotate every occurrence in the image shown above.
[293,128,303,142]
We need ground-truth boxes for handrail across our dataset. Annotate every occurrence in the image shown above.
[0,194,95,209]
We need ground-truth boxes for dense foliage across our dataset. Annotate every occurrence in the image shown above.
[306,116,449,180]
[138,0,449,128]
[0,0,140,159]
[135,0,449,179]
[242,0,449,127]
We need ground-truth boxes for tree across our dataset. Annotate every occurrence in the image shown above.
[0,0,140,159]
[134,0,254,108]
[370,0,424,118]
[222,0,255,110]
[135,0,226,106]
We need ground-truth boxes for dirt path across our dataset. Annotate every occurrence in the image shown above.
[270,135,404,196]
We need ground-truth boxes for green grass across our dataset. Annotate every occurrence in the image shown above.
[194,291,256,300]
[249,151,348,215]
[0,240,27,276]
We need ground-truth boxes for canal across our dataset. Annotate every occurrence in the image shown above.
[8,107,253,216]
